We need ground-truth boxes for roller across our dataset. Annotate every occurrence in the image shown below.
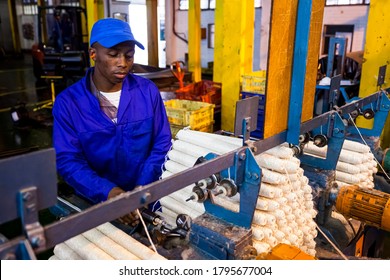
[187,130,243,147]
[176,129,239,154]
[261,170,288,185]
[255,154,299,173]
[96,223,166,260]
[53,243,82,260]
[263,145,294,159]
[82,228,140,260]
[64,234,114,260]
[253,240,271,254]
[164,160,188,173]
[342,139,370,153]
[167,149,198,167]
[336,161,361,174]
[172,140,211,158]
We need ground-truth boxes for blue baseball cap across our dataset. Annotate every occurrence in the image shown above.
[90,18,145,50]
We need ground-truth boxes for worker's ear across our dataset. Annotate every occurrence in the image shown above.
[89,48,96,61]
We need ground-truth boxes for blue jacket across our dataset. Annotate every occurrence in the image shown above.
[53,69,172,204]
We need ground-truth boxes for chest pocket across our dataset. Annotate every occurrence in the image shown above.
[121,117,154,156]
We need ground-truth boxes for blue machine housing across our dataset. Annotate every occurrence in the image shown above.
[189,148,261,259]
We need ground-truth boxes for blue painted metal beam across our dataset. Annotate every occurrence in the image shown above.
[287,0,313,145]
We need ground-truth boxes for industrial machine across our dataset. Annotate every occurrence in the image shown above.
[1,88,389,260]
[32,5,89,86]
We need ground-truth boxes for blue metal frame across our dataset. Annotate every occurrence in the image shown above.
[326,37,346,78]
[203,149,261,229]
[346,91,390,137]
[287,0,313,145]
[299,112,346,170]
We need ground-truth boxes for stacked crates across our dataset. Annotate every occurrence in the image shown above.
[241,74,266,139]
[175,80,221,131]
[175,80,221,106]
[164,99,215,138]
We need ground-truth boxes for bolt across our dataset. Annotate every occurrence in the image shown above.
[22,192,32,202]
[246,172,252,179]
[31,236,45,248]
[252,173,259,180]
[140,192,151,204]
[27,204,36,213]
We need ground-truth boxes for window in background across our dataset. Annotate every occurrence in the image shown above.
[325,0,370,5]
[22,0,38,15]
[322,25,354,55]
[207,23,214,49]
[179,0,262,10]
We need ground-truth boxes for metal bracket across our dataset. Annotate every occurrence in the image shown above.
[234,96,259,145]
[377,65,387,87]
[299,112,346,170]
[203,149,261,228]
[329,74,342,107]
[347,91,390,137]
[18,187,46,251]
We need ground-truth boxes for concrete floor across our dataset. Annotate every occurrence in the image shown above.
[0,53,53,156]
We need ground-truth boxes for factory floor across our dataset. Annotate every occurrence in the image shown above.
[0,53,53,156]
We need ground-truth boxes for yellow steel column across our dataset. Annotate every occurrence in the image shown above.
[86,0,104,45]
[301,0,325,123]
[357,0,390,148]
[240,0,254,75]
[214,0,251,132]
[188,0,201,82]
[7,0,21,54]
[146,0,159,67]
[86,0,104,66]
[37,0,48,44]
[264,0,298,138]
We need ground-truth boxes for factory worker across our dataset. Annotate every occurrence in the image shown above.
[52,18,172,225]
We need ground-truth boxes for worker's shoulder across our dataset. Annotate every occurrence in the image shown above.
[129,74,158,90]
[54,78,87,105]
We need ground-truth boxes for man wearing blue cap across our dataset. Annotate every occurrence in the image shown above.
[52,18,172,225]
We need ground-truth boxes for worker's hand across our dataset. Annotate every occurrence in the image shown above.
[107,187,140,227]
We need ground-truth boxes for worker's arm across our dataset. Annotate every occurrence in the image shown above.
[135,85,172,187]
[52,96,117,203]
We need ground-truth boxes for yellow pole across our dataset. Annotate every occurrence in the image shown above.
[240,0,254,76]
[357,0,390,148]
[214,0,249,132]
[86,0,104,45]
[188,0,201,82]
[7,0,21,54]
[301,0,325,123]
[86,0,104,66]
[263,0,298,138]
[146,0,159,67]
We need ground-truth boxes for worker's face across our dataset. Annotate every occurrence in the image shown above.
[89,41,135,90]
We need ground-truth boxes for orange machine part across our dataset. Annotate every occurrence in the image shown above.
[256,243,317,260]
[335,185,390,231]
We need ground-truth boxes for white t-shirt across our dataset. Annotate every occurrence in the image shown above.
[100,90,121,108]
